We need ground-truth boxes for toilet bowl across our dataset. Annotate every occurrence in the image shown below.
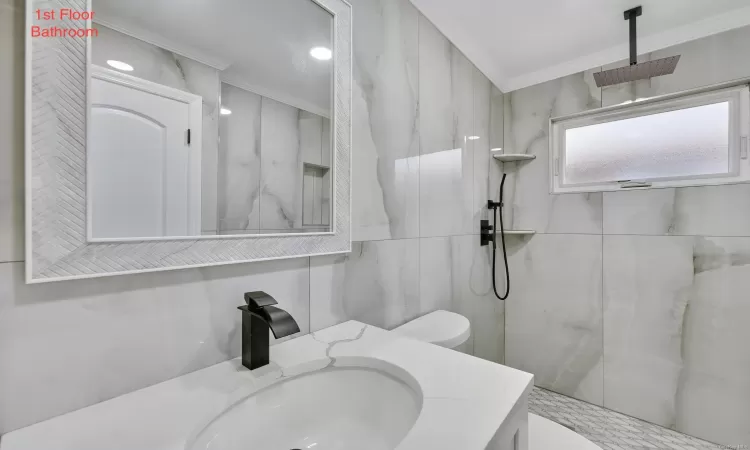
[391,310,471,352]
[392,311,603,450]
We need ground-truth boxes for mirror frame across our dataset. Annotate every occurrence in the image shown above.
[25,0,351,283]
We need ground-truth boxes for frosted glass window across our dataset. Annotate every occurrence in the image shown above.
[550,84,750,194]
[564,102,730,185]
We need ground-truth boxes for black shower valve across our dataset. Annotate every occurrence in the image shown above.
[487,200,503,210]
[480,219,494,247]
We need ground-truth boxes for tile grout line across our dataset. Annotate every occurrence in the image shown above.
[0,260,23,265]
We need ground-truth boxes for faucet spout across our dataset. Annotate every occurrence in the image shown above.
[237,291,300,370]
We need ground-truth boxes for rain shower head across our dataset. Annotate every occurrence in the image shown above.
[593,6,681,88]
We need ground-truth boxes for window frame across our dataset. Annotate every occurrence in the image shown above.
[549,82,750,194]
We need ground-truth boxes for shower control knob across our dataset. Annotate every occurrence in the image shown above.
[480,220,494,247]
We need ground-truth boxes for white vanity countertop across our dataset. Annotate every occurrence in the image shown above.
[1,321,533,450]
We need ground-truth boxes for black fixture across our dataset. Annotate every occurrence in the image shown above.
[237,291,300,370]
[626,6,642,66]
[480,219,494,246]
[593,5,680,88]
[480,174,510,300]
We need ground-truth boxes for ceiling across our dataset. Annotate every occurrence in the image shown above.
[94,0,333,116]
[410,0,750,92]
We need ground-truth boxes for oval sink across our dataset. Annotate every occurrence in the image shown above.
[188,367,422,450]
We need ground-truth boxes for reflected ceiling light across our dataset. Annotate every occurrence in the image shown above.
[310,47,332,61]
[468,136,481,140]
[220,107,232,115]
[491,148,503,152]
[106,60,134,71]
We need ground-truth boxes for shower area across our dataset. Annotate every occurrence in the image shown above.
[495,19,750,450]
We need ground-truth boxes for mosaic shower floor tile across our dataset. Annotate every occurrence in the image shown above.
[529,387,724,450]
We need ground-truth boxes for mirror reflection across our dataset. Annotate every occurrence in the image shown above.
[88,0,333,240]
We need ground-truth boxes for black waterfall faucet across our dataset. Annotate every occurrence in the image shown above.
[237,291,300,370]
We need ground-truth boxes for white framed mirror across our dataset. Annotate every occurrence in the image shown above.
[25,0,351,283]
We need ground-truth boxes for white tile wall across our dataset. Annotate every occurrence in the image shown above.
[504,24,750,448]
[0,258,310,433]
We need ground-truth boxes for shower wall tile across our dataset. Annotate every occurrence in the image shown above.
[309,239,420,332]
[601,25,750,107]
[488,85,506,216]
[602,235,750,447]
[677,237,750,447]
[350,0,420,241]
[92,25,221,234]
[505,233,603,405]
[418,15,475,237]
[602,235,695,427]
[472,68,494,234]
[603,184,750,237]
[419,235,505,363]
[502,72,603,234]
[0,258,310,435]
[258,98,303,229]
[217,84,262,233]
[0,0,23,263]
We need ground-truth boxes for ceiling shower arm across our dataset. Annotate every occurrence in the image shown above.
[625,6,642,66]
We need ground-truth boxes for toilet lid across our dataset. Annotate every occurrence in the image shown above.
[392,310,471,348]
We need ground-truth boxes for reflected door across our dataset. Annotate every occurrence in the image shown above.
[90,69,201,239]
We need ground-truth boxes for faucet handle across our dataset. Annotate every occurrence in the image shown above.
[244,291,278,310]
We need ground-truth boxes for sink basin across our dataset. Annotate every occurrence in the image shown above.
[187,367,422,450]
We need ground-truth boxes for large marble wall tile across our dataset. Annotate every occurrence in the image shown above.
[92,26,221,233]
[602,25,750,107]
[0,0,23,263]
[505,234,603,405]
[602,235,750,446]
[309,239,420,332]
[488,85,506,216]
[503,72,603,234]
[350,0,420,241]
[0,258,309,435]
[217,84,262,232]
[472,68,493,234]
[604,184,750,237]
[258,98,303,229]
[419,235,505,362]
[418,15,474,237]
[676,237,750,447]
[603,235,695,427]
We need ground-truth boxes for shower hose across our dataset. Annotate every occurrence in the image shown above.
[491,173,511,300]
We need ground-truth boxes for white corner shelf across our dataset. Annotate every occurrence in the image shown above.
[492,153,536,162]
[498,230,536,236]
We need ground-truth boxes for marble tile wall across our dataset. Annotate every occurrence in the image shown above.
[350,0,420,241]
[503,24,750,447]
[1,0,508,436]
[310,0,506,368]
[217,83,262,233]
[217,84,331,234]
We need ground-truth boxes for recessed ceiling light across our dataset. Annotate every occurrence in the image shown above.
[220,107,232,115]
[468,136,480,140]
[310,47,332,61]
[106,60,134,72]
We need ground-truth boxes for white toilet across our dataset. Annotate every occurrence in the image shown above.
[391,310,472,352]
[392,310,603,450]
